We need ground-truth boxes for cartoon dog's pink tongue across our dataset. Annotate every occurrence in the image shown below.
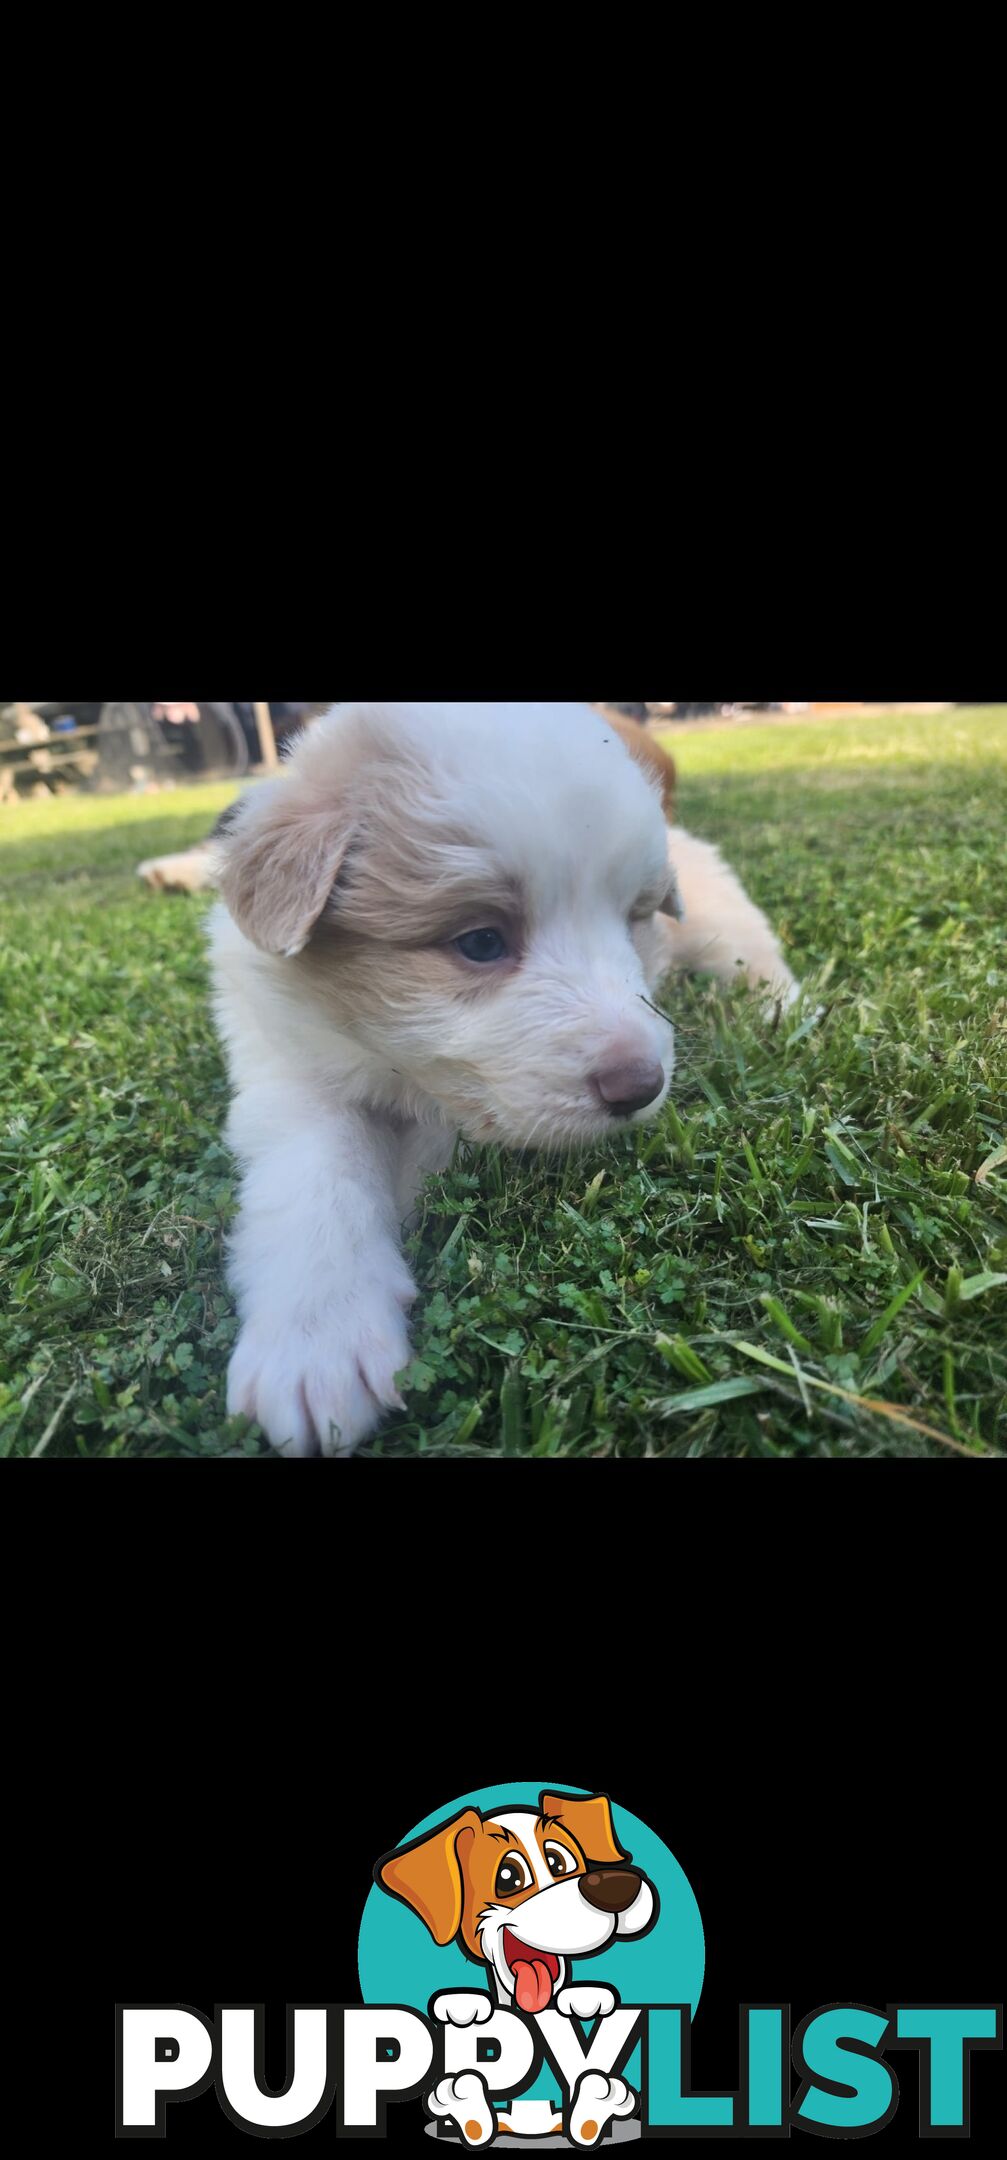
[503,1929,561,2013]
[513,1958,554,2013]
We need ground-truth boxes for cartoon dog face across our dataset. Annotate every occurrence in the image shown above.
[376,1791,657,2012]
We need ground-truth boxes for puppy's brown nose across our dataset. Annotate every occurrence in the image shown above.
[578,1868,641,1914]
[592,1060,665,1117]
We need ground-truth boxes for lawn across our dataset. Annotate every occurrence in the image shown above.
[2,709,1006,1460]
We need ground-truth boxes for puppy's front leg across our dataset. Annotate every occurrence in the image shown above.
[661,826,798,1005]
[224,1083,417,1456]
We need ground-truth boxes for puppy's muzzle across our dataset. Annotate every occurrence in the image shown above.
[592,1060,666,1117]
[578,1867,642,1913]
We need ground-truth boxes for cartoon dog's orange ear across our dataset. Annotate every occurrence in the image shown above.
[376,1809,483,1945]
[540,1792,628,1867]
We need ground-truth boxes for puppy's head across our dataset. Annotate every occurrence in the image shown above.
[375,1790,657,2010]
[217,702,680,1147]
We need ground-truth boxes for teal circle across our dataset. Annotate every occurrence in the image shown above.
[358,1780,704,2108]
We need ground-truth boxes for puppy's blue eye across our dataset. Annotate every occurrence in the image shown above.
[454,928,509,964]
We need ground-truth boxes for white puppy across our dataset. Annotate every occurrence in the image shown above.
[204,701,794,1455]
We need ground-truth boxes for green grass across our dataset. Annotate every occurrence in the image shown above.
[2,709,1006,1460]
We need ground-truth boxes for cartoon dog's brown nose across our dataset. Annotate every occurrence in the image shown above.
[578,1868,641,1914]
[592,1061,666,1118]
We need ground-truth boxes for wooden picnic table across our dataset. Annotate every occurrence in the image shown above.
[0,700,282,800]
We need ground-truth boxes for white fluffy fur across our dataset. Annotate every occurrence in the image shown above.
[205,701,795,1456]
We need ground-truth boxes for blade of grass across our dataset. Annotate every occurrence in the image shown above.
[861,1272,925,1355]
[731,1341,987,1457]
[653,1376,767,1417]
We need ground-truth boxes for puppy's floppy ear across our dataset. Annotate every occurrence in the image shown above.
[217,783,352,957]
[375,1808,482,1945]
[540,1791,628,1867]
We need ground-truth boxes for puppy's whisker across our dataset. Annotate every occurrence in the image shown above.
[638,993,675,1029]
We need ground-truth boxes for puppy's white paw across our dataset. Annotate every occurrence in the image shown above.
[569,2070,636,2145]
[427,2071,495,2145]
[137,848,212,892]
[226,1270,416,1456]
[761,973,802,1020]
[432,1993,495,2027]
[555,1984,618,2021]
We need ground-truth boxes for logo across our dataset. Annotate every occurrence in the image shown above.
[115,1782,1002,2141]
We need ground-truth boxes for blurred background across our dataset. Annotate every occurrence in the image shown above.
[0,701,322,801]
[0,699,955,802]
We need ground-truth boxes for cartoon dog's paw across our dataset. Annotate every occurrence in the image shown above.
[427,2071,496,2145]
[569,2070,636,2146]
[226,1274,415,1456]
[431,1992,495,2027]
[555,1984,618,2021]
